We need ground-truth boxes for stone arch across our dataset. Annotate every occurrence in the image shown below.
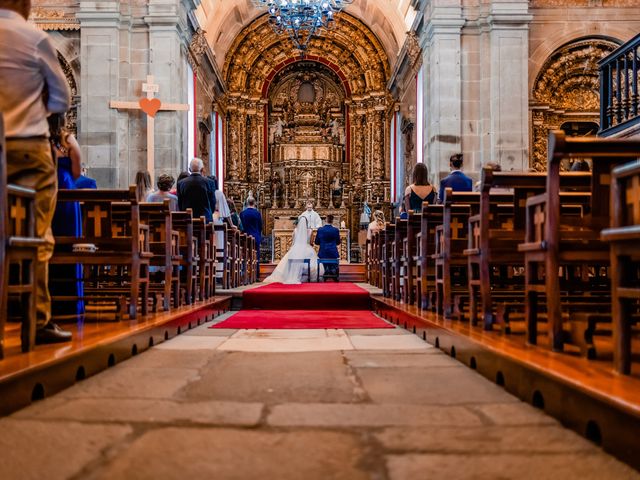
[529,36,621,171]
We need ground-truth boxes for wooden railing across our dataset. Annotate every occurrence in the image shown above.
[599,32,640,136]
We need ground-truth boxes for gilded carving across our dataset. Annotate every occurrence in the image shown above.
[530,38,619,171]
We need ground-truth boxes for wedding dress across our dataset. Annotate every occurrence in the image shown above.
[264,216,321,284]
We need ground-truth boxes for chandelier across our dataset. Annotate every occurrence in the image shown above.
[253,0,353,51]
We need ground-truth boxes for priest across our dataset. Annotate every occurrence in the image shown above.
[300,201,322,229]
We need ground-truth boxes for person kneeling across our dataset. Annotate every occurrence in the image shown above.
[315,215,341,281]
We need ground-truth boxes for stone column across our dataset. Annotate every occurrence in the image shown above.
[77,1,123,187]
[478,1,532,171]
[421,0,465,182]
[145,0,190,178]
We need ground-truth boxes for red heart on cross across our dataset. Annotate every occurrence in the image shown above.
[139,97,162,118]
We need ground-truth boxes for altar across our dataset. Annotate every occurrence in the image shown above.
[272,228,350,264]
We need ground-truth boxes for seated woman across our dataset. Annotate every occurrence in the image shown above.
[264,216,321,284]
[404,163,436,213]
[147,173,178,211]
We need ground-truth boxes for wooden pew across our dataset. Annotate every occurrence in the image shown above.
[192,217,215,300]
[466,169,592,331]
[416,203,443,310]
[519,130,640,352]
[392,217,408,301]
[602,159,640,374]
[171,210,196,305]
[139,201,180,311]
[381,223,396,298]
[214,223,230,289]
[433,189,483,319]
[51,187,151,319]
[1,124,43,358]
[401,212,422,304]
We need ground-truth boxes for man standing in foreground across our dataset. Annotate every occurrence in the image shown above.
[240,197,263,273]
[0,0,72,343]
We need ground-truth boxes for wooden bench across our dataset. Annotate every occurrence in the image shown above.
[466,169,592,331]
[139,201,180,311]
[415,203,444,310]
[171,211,196,305]
[51,187,151,319]
[401,212,422,304]
[192,216,215,300]
[1,123,43,358]
[519,130,640,352]
[602,159,640,374]
[381,223,396,298]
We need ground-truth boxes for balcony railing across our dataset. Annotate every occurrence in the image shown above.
[599,33,640,136]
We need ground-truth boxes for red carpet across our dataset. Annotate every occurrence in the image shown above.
[211,310,393,329]
[241,282,371,310]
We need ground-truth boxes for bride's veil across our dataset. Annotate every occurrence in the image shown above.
[292,216,309,246]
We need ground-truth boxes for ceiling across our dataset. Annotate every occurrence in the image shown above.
[194,0,418,71]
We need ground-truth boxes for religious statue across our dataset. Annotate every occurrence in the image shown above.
[360,201,371,227]
[331,172,342,208]
[271,171,284,207]
[270,117,286,143]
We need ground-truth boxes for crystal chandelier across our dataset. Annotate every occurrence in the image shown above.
[253,0,353,51]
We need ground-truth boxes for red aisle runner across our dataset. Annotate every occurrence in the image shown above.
[241,282,371,310]
[211,310,393,329]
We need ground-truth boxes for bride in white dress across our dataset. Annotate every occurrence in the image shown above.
[264,216,321,284]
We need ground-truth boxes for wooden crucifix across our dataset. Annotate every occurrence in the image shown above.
[109,75,190,180]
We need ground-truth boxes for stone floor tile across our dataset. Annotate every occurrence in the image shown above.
[0,419,132,480]
[94,428,370,480]
[154,335,228,350]
[15,398,263,426]
[349,334,431,350]
[344,327,407,336]
[121,349,215,369]
[58,366,200,400]
[471,402,559,426]
[183,327,238,337]
[181,351,359,403]
[345,351,461,368]
[268,403,483,428]
[357,367,518,405]
[375,425,595,453]
[217,334,353,352]
[385,453,640,480]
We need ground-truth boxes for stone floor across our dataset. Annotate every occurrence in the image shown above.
[1,312,638,480]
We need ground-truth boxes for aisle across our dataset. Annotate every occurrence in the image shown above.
[1,311,637,479]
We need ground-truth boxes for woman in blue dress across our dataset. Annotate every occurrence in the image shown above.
[403,162,437,213]
[48,114,84,317]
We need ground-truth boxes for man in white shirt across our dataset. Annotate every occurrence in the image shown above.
[300,201,322,230]
[0,0,72,343]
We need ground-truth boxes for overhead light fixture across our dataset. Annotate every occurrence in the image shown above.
[253,0,352,51]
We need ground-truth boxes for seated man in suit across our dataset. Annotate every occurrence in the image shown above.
[177,157,215,222]
[75,164,97,189]
[438,153,473,203]
[314,214,341,281]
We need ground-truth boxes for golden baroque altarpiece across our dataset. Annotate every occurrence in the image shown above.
[221,13,393,238]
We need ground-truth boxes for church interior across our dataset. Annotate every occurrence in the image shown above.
[2,0,640,478]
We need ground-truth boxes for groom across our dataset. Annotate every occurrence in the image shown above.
[314,214,341,281]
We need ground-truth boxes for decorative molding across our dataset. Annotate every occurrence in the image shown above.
[31,7,79,31]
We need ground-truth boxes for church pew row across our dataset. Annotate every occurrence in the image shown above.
[367,131,640,375]
[2,186,258,353]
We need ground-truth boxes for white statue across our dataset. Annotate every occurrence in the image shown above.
[270,117,285,143]
[330,118,340,138]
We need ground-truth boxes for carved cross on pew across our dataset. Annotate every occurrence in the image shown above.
[109,76,190,181]
[87,205,107,237]
[626,174,640,224]
[472,223,481,247]
[10,199,26,236]
[450,218,464,239]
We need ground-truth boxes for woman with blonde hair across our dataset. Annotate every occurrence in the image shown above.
[135,170,152,202]
[367,210,385,241]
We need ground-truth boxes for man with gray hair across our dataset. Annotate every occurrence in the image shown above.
[177,157,215,222]
[1,0,72,343]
